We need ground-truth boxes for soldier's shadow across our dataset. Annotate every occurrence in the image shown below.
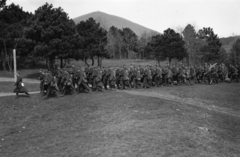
[42,92,58,99]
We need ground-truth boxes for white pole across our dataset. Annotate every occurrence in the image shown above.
[13,49,17,82]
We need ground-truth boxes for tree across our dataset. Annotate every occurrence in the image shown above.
[183,24,197,65]
[198,27,222,63]
[121,28,138,59]
[148,28,187,65]
[106,26,138,59]
[0,0,7,10]
[217,47,229,64]
[147,34,164,64]
[24,3,77,69]
[106,26,124,59]
[229,39,240,66]
[183,24,208,65]
[136,32,150,59]
[76,18,108,66]
[0,3,30,70]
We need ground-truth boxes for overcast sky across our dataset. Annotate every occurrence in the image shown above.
[7,0,240,37]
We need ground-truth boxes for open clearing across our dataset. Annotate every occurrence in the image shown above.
[0,83,240,157]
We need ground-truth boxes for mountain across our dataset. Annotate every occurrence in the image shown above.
[73,11,159,37]
[220,36,240,53]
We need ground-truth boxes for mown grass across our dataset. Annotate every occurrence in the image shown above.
[0,87,239,157]
[0,82,39,93]
[0,70,41,79]
[141,82,240,112]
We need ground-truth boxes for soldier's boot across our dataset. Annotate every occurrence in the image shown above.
[55,90,60,98]
[60,88,66,97]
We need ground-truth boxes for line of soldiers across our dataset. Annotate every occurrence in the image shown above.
[39,63,240,98]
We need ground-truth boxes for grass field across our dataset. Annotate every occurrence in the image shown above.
[0,82,240,157]
[0,82,39,93]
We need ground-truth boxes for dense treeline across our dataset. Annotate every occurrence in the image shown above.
[0,2,239,71]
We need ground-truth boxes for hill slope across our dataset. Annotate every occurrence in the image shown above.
[73,11,159,37]
[220,36,240,53]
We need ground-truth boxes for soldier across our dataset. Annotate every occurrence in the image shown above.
[45,72,60,98]
[92,67,98,91]
[195,65,202,84]
[177,66,183,85]
[56,67,63,91]
[200,65,205,83]
[102,67,110,90]
[118,66,124,89]
[74,67,81,93]
[71,64,78,88]
[139,65,144,83]
[115,66,121,89]
[61,69,75,96]
[149,65,155,86]
[217,64,224,82]
[131,66,138,88]
[155,65,162,86]
[38,69,46,94]
[189,65,195,85]
[171,65,178,85]
[44,71,53,95]
[136,67,142,88]
[14,71,30,99]
[122,66,131,89]
[78,69,91,93]
[129,65,135,87]
[203,64,210,84]
[232,65,239,82]
[237,65,240,81]
[87,65,94,87]
[147,65,153,87]
[205,65,212,84]
[185,67,191,86]
[142,66,150,88]
[96,67,104,91]
[166,67,173,86]
[211,65,219,84]
[109,67,116,90]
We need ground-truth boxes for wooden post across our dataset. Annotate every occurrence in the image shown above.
[13,49,17,82]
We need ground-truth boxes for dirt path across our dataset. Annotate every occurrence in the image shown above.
[0,77,40,83]
[120,90,240,117]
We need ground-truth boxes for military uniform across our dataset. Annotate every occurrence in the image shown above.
[115,66,121,89]
[13,73,30,98]
[123,67,131,89]
[102,67,110,90]
[96,68,104,91]
[61,70,75,96]
[78,69,90,93]
[166,68,173,86]
[142,67,150,88]
[155,66,162,86]
[45,73,60,98]
[109,67,116,90]
[39,70,46,94]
